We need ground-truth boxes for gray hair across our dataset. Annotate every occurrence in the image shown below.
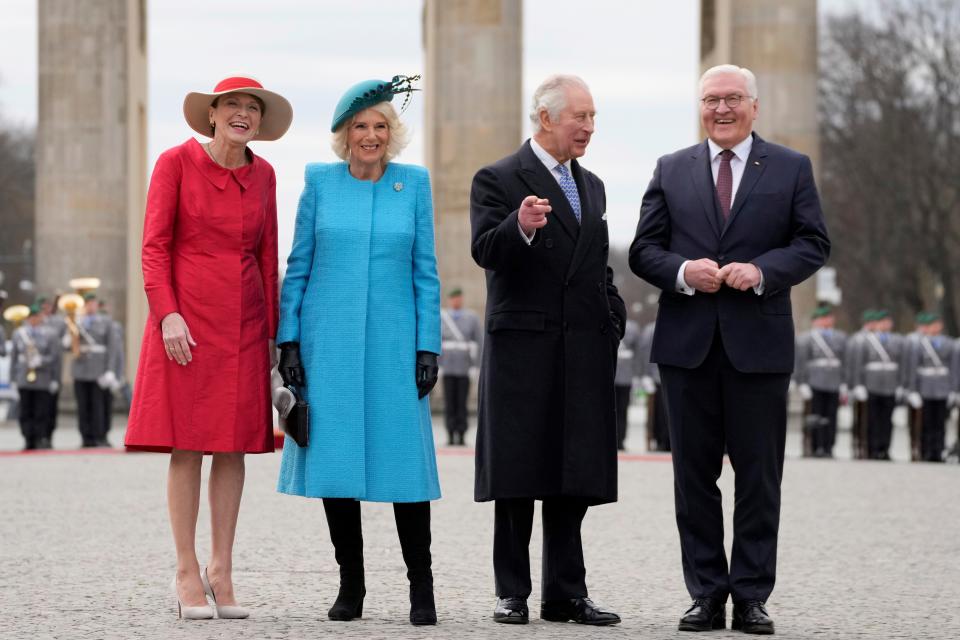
[699,64,758,98]
[529,74,591,133]
[330,101,410,162]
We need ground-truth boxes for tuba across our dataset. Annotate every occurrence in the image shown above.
[58,293,86,357]
[3,305,36,381]
[62,276,100,357]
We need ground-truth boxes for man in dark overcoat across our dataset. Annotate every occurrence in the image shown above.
[630,64,830,634]
[470,74,625,627]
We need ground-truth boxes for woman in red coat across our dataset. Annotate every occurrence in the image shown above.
[124,76,292,620]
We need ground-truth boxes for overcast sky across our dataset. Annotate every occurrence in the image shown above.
[0,0,857,257]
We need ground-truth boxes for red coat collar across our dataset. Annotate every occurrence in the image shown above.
[184,137,258,190]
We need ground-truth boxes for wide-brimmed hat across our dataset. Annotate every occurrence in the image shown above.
[183,76,293,141]
[330,74,420,132]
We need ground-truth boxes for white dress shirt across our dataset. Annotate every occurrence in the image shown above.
[518,138,574,244]
[676,134,764,295]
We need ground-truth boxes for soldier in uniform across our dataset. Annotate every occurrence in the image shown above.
[614,318,641,451]
[903,312,955,462]
[438,288,482,446]
[38,295,67,436]
[844,310,874,458]
[636,320,669,452]
[848,309,903,460]
[10,305,60,450]
[71,293,119,447]
[794,305,846,457]
[96,299,126,440]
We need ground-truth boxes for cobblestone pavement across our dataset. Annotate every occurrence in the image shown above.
[1,409,958,639]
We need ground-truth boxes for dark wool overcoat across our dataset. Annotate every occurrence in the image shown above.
[470,140,626,505]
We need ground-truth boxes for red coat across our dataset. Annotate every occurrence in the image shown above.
[125,138,278,453]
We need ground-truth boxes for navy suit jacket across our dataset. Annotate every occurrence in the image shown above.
[629,133,830,374]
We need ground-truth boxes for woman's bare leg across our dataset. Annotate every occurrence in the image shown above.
[168,449,207,606]
[207,452,245,605]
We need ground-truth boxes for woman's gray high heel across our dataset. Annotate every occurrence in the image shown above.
[171,575,214,620]
[202,567,250,619]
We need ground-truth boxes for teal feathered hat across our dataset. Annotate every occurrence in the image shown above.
[330,74,421,132]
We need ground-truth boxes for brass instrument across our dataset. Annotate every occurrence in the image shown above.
[58,293,85,357]
[3,305,36,382]
[2,305,29,325]
[68,277,101,296]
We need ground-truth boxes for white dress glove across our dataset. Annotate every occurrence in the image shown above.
[798,383,813,401]
[97,370,118,390]
[639,376,656,394]
[907,392,923,409]
[853,385,868,402]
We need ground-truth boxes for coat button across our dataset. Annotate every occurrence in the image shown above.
[718,254,726,261]
[600,323,608,334]
[603,242,609,249]
[545,239,554,249]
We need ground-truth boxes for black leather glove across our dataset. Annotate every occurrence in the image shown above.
[278,342,306,388]
[610,312,624,339]
[415,351,439,399]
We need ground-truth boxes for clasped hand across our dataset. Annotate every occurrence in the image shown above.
[685,258,761,293]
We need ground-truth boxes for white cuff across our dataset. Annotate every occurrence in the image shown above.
[676,260,695,296]
[753,266,765,295]
[518,221,535,245]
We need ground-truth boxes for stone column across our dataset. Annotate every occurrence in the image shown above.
[36,0,148,380]
[700,0,821,326]
[423,0,523,316]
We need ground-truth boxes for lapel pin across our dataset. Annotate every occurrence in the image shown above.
[393,182,404,192]
[753,161,761,166]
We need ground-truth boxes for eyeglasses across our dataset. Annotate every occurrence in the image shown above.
[700,94,753,110]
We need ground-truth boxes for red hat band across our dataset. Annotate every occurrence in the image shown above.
[213,76,263,93]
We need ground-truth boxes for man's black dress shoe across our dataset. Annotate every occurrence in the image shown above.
[732,601,774,635]
[541,597,621,625]
[678,597,726,631]
[493,597,528,624]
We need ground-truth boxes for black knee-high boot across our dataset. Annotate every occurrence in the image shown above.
[394,501,437,625]
[323,498,365,621]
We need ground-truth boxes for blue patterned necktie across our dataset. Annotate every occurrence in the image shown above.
[555,163,582,223]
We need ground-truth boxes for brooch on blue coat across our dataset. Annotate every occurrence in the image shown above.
[394,182,403,192]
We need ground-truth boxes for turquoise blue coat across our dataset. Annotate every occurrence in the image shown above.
[276,162,442,502]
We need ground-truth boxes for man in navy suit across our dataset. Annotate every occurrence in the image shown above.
[629,65,830,634]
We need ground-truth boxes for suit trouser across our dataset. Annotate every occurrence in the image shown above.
[921,399,947,461]
[810,390,839,454]
[75,380,106,445]
[49,390,60,434]
[659,332,789,603]
[866,394,895,458]
[18,389,52,447]
[442,375,470,436]
[652,383,671,451]
[494,498,589,601]
[614,384,630,447]
[101,387,113,438]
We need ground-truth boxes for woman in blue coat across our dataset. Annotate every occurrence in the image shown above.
[275,75,442,626]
